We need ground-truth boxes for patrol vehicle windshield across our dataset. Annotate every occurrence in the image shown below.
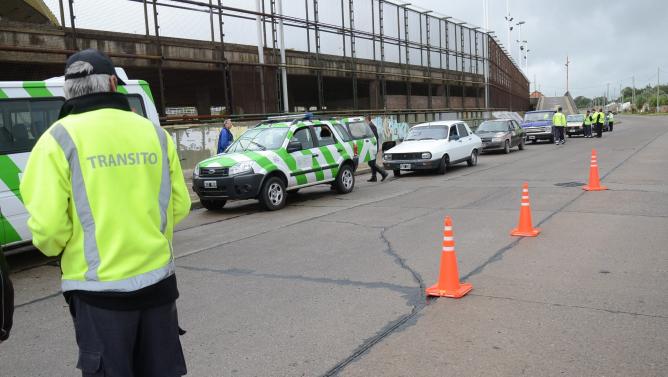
[225,127,288,153]
[567,114,584,122]
[404,126,447,141]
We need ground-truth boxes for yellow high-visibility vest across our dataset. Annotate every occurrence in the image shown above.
[20,93,191,292]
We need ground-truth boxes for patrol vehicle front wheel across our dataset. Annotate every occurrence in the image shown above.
[259,177,287,211]
[201,199,226,210]
[335,165,355,194]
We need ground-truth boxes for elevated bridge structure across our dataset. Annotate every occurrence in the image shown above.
[0,0,529,119]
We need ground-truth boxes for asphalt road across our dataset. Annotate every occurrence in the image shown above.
[2,115,667,377]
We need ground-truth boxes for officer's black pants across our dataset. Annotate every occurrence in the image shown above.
[609,122,613,131]
[368,159,386,179]
[583,124,592,137]
[555,127,565,143]
[595,123,603,138]
[70,296,187,377]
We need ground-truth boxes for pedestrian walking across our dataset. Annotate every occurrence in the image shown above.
[607,111,614,132]
[0,245,14,343]
[552,107,567,145]
[217,118,234,154]
[594,108,604,138]
[583,110,593,138]
[20,49,191,376]
[365,115,388,182]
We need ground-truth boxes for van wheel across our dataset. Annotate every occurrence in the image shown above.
[335,164,355,194]
[259,177,286,211]
[201,199,226,210]
[438,155,449,175]
[467,150,478,166]
[393,169,401,177]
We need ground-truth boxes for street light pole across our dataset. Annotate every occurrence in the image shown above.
[657,67,660,113]
[516,21,525,65]
[565,55,570,94]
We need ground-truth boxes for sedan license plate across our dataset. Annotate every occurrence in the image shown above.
[400,163,411,170]
[204,180,218,189]
[528,135,536,140]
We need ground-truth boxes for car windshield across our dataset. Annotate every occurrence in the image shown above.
[567,114,585,122]
[524,112,554,122]
[225,126,289,153]
[404,126,447,141]
[476,121,508,132]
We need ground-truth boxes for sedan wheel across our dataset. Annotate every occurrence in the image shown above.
[467,150,478,166]
[437,155,448,175]
[504,140,511,154]
[518,138,525,150]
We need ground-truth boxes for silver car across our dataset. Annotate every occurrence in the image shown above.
[475,119,526,154]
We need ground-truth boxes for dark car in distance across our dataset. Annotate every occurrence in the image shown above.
[475,119,526,154]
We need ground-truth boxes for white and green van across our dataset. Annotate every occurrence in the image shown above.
[193,114,378,211]
[0,69,159,251]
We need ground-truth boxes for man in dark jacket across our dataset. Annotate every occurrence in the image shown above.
[365,115,388,182]
[0,246,14,343]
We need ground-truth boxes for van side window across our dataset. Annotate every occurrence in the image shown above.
[0,98,64,154]
[291,127,314,150]
[126,95,147,117]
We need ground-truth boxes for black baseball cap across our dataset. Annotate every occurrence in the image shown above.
[65,49,125,85]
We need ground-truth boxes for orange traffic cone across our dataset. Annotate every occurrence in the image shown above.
[425,216,472,298]
[583,149,608,191]
[510,182,541,237]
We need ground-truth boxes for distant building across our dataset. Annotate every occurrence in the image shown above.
[530,91,544,98]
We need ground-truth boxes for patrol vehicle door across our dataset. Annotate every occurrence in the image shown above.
[313,123,343,182]
[288,126,317,185]
[345,120,378,163]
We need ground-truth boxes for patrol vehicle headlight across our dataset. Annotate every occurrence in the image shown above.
[384,154,392,161]
[229,161,253,176]
[193,165,200,177]
[421,152,432,160]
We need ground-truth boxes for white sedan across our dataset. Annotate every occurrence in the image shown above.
[383,121,482,176]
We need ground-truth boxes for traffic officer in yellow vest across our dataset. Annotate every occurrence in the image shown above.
[552,106,567,145]
[607,110,614,132]
[583,110,593,138]
[594,108,604,138]
[20,49,191,376]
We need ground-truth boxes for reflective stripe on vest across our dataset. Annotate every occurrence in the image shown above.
[62,260,175,292]
[50,123,172,290]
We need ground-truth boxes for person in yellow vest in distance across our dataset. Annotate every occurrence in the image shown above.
[583,109,593,138]
[594,108,605,138]
[552,106,567,145]
[607,110,614,132]
[19,49,191,376]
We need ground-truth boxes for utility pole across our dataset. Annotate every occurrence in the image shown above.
[632,75,636,109]
[657,67,661,113]
[516,21,525,66]
[565,55,570,94]
[606,82,610,108]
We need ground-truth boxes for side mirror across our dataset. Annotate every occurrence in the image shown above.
[450,134,460,141]
[287,140,303,153]
[398,138,404,142]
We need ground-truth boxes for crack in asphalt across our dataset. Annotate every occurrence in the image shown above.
[177,265,415,296]
[323,121,668,376]
[471,293,668,320]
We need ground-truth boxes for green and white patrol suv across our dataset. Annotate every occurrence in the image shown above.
[0,69,159,251]
[193,114,378,211]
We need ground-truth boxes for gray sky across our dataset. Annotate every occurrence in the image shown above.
[44,0,666,99]
[410,0,668,99]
